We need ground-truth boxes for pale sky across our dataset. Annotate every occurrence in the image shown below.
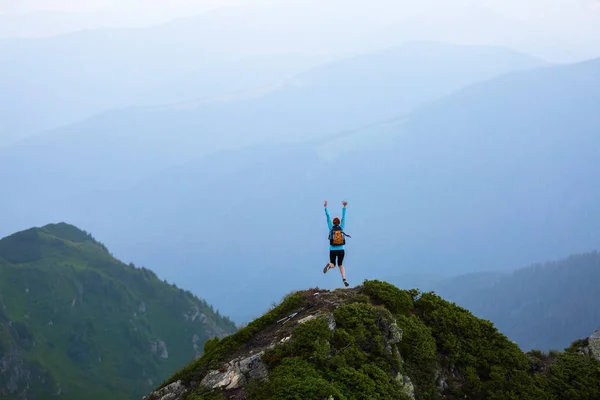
[0,0,598,62]
[0,0,246,31]
[1,0,597,23]
[0,0,242,15]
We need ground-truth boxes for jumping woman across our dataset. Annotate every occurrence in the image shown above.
[323,200,350,287]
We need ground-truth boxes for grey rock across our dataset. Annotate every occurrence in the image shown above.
[279,336,292,344]
[200,352,269,391]
[159,342,169,359]
[0,347,38,398]
[201,364,246,390]
[240,352,269,381]
[183,307,201,322]
[184,306,230,340]
[192,334,201,359]
[395,373,416,399]
[143,380,188,400]
[298,314,317,324]
[380,317,403,356]
[380,317,403,344]
[389,321,403,344]
[384,341,393,356]
[434,367,458,394]
[437,375,448,392]
[150,340,169,359]
[325,313,336,331]
[583,328,600,361]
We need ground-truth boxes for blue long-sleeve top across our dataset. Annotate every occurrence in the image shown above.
[325,206,347,250]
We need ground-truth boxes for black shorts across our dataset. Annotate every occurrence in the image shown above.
[329,250,345,266]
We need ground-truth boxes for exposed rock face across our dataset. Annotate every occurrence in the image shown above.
[437,373,449,393]
[0,347,28,396]
[325,312,336,331]
[0,346,54,399]
[380,316,403,356]
[200,352,269,391]
[297,314,317,325]
[150,340,169,359]
[192,334,202,359]
[184,306,231,340]
[144,351,270,400]
[582,328,600,360]
[395,373,416,400]
[183,306,201,323]
[143,380,188,400]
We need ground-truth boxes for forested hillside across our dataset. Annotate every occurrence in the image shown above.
[0,223,237,400]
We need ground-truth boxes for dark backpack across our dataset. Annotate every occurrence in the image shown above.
[329,225,351,246]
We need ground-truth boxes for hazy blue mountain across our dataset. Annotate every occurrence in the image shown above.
[0,10,336,145]
[400,251,600,352]
[0,42,545,214]
[24,55,599,324]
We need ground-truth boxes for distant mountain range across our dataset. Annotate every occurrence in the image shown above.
[388,250,600,352]
[3,0,600,144]
[0,41,546,218]
[0,11,333,144]
[0,223,237,400]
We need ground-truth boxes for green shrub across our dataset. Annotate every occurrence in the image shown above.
[414,292,548,399]
[362,280,414,315]
[545,352,600,399]
[248,357,346,400]
[255,302,412,400]
[186,387,226,400]
[415,292,529,373]
[203,337,220,354]
[396,314,437,399]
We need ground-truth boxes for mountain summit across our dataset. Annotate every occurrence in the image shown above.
[145,281,600,400]
[0,223,237,400]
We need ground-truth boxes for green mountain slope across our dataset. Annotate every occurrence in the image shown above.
[0,223,237,400]
[146,281,600,400]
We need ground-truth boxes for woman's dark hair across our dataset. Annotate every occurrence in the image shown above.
[333,217,341,226]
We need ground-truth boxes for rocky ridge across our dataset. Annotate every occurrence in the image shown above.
[144,281,600,400]
[144,287,413,400]
[578,328,600,361]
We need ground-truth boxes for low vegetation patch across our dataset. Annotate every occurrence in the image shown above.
[250,303,412,400]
